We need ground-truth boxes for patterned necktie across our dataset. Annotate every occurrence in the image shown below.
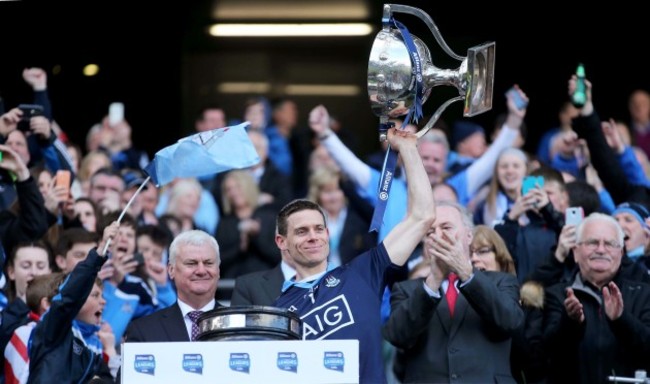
[446,273,458,317]
[187,311,204,341]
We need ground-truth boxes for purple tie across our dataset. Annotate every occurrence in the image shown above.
[188,311,203,341]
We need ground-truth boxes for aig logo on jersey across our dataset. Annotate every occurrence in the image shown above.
[301,295,354,339]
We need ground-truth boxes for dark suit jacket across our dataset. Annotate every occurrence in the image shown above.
[338,207,376,265]
[230,263,285,306]
[383,271,524,383]
[124,302,222,343]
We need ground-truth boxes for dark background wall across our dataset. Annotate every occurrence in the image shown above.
[0,0,647,160]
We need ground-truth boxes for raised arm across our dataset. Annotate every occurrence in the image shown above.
[309,105,372,189]
[463,86,527,198]
[0,144,49,251]
[383,128,436,266]
[570,77,648,205]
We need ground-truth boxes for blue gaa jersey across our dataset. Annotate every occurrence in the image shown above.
[274,243,391,384]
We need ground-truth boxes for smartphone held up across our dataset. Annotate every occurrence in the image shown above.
[17,104,44,131]
[55,170,71,197]
[521,176,544,196]
[506,87,528,110]
[108,102,124,127]
[565,207,584,226]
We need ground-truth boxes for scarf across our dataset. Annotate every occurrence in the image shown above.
[72,320,102,355]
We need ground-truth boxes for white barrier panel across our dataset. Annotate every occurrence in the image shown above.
[121,339,359,384]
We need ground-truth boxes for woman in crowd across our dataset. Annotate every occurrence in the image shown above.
[471,225,546,383]
[0,242,53,371]
[216,170,280,278]
[164,178,203,234]
[474,148,528,226]
[74,197,100,233]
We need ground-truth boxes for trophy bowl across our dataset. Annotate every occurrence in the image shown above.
[368,28,433,119]
[196,305,303,341]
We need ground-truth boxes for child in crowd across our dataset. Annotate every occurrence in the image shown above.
[4,272,65,384]
[27,221,118,383]
[100,215,175,345]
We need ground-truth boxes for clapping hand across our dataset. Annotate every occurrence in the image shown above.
[564,288,585,323]
[602,281,624,320]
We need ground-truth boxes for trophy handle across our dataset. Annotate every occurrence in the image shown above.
[415,95,464,139]
[383,4,465,62]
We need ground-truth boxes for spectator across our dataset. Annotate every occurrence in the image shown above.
[124,230,225,343]
[27,222,118,383]
[216,170,280,278]
[543,213,650,383]
[382,202,523,383]
[4,272,65,384]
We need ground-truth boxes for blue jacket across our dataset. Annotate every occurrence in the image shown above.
[27,248,112,384]
[103,276,176,344]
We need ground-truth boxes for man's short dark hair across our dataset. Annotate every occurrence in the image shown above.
[89,167,123,186]
[136,224,173,248]
[276,199,326,236]
[56,228,99,256]
[566,180,601,216]
[530,166,565,189]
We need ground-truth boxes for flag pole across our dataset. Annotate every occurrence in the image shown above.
[101,176,151,255]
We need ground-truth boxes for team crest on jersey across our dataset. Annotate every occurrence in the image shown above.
[324,275,340,288]
[300,294,354,339]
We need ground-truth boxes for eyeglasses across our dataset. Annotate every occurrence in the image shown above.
[577,238,622,252]
[470,247,495,256]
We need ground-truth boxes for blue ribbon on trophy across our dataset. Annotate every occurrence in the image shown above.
[369,16,424,232]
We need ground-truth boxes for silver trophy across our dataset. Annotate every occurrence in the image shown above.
[368,4,495,140]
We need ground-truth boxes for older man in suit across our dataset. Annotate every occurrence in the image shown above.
[124,229,223,342]
[382,201,524,383]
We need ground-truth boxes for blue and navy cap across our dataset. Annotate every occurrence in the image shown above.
[122,170,149,190]
[450,120,485,149]
[612,202,650,228]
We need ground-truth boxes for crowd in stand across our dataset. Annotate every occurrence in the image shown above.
[0,66,649,384]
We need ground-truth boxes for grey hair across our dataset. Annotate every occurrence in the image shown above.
[420,129,450,153]
[576,212,625,246]
[168,230,220,266]
[437,200,474,230]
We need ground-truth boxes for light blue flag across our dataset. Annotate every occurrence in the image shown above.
[143,122,260,187]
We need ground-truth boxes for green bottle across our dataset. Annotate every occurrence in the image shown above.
[572,63,587,108]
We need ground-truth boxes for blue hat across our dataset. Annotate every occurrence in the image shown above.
[122,170,149,190]
[451,120,485,149]
[612,202,650,228]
